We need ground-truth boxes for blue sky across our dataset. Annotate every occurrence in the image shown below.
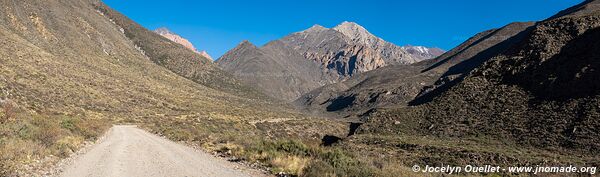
[103,0,582,59]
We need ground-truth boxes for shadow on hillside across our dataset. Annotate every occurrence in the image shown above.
[409,25,535,106]
[321,135,342,146]
[509,27,600,101]
[326,95,356,111]
[347,122,363,136]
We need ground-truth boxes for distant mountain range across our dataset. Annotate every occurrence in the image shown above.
[154,27,213,60]
[217,22,444,101]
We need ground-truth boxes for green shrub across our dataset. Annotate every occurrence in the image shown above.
[60,117,77,132]
[32,116,64,147]
[17,122,37,140]
[274,140,311,156]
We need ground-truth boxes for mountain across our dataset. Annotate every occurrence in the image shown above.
[217,40,329,101]
[295,21,534,116]
[412,21,535,104]
[353,0,600,166]
[218,22,443,101]
[411,0,600,149]
[154,27,213,60]
[279,23,386,79]
[402,45,446,60]
[280,21,443,78]
[0,0,278,128]
[331,22,441,63]
[94,4,270,97]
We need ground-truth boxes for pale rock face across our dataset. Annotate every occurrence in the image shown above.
[154,27,213,60]
[155,28,197,51]
[332,21,420,64]
[282,26,383,79]
[301,44,385,77]
[280,21,442,79]
[332,21,377,45]
[331,21,447,63]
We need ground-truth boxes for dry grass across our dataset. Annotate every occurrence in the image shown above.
[141,113,380,177]
[0,106,110,176]
[270,155,310,175]
[0,101,15,124]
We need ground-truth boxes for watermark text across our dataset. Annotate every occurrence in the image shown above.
[412,164,596,175]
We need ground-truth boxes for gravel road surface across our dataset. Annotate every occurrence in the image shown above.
[57,125,261,177]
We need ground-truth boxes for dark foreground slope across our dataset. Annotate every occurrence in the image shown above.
[0,0,348,176]
[415,0,600,152]
[350,0,600,171]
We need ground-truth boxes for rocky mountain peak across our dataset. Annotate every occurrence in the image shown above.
[332,21,375,44]
[334,21,365,30]
[154,27,213,60]
[304,24,327,32]
[237,40,257,49]
[217,40,259,63]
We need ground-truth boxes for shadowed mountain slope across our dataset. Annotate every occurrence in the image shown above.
[360,0,600,155]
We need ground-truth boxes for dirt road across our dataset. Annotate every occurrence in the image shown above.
[57,125,261,177]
